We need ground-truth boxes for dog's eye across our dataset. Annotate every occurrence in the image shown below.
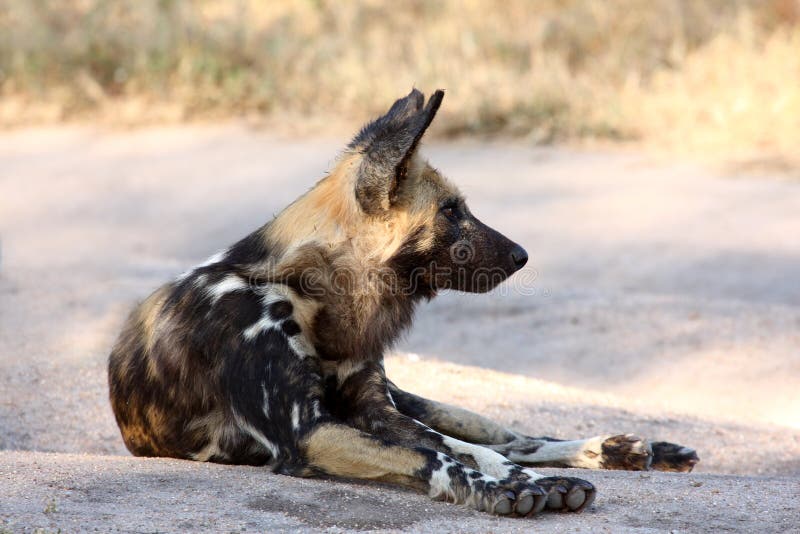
[440,204,459,220]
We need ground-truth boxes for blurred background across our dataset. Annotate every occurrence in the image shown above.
[1,0,799,164]
[1,3,800,525]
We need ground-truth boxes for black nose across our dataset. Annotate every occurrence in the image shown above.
[510,245,528,270]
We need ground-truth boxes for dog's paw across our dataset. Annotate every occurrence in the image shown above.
[534,476,596,512]
[650,441,699,472]
[474,481,546,516]
[599,434,653,470]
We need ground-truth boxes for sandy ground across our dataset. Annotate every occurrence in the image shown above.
[1,126,799,532]
[2,451,798,534]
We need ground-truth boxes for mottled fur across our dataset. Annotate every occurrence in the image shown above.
[109,89,697,517]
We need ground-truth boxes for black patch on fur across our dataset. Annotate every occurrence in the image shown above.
[387,382,430,420]
[651,442,699,472]
[226,228,271,266]
[518,443,544,455]
[471,477,488,495]
[221,326,326,468]
[268,300,293,321]
[414,448,444,482]
[599,435,651,470]
[498,463,526,485]
[447,463,469,492]
[281,319,301,337]
[385,227,437,300]
[215,291,264,330]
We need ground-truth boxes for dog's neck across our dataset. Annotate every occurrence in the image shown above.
[311,283,426,362]
[231,166,434,362]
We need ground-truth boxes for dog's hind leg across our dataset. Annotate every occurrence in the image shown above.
[388,382,698,472]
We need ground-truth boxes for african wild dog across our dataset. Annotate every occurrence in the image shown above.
[108,89,698,517]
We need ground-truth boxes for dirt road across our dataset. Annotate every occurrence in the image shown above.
[1,126,798,532]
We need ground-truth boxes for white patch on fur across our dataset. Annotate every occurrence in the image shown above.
[206,275,247,304]
[234,413,280,459]
[291,403,300,430]
[186,410,235,462]
[261,384,270,419]
[253,283,288,303]
[247,283,320,356]
[409,418,531,481]
[439,433,525,480]
[199,249,228,267]
[427,452,456,499]
[288,335,316,358]
[243,314,276,341]
[177,249,228,281]
[427,452,502,511]
[503,436,616,470]
[242,286,287,341]
[312,400,322,419]
[189,430,227,462]
[191,440,223,462]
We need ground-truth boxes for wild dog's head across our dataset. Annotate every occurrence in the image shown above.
[267,89,527,297]
[350,89,528,295]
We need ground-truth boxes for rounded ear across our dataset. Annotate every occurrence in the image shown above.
[351,89,444,215]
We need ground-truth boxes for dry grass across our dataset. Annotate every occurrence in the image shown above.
[1,0,798,158]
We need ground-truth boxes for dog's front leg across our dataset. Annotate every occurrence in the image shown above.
[328,361,594,513]
[489,435,699,472]
[300,422,542,515]
[226,349,542,515]
[388,382,698,472]
[387,380,517,444]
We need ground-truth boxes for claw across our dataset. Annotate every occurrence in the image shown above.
[493,491,515,515]
[514,489,535,516]
[499,478,547,517]
[529,492,547,516]
[547,489,564,509]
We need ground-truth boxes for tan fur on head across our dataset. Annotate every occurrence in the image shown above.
[266,152,460,269]
[267,153,362,251]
